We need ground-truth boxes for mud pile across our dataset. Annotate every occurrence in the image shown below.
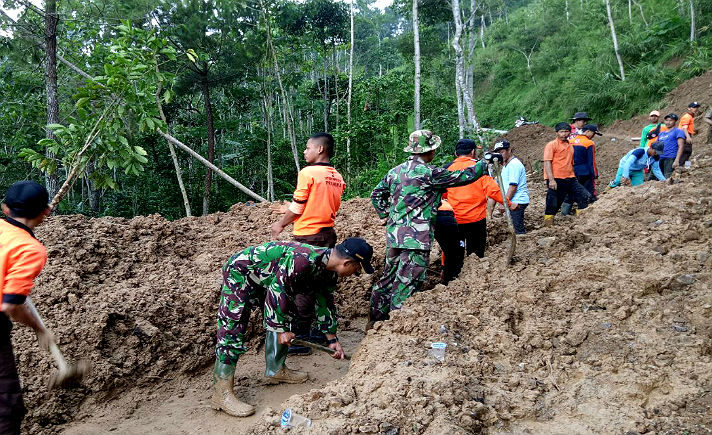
[16,199,385,433]
[252,151,712,434]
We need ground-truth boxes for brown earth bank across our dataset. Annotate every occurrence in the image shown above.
[13,70,712,435]
[252,149,712,435]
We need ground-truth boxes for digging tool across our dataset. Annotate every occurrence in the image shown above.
[290,339,351,360]
[25,298,90,389]
[489,156,517,264]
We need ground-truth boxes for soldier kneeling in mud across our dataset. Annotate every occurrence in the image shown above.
[212,238,374,417]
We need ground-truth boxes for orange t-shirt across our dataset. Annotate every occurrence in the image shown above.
[0,219,47,305]
[446,157,503,224]
[288,163,345,236]
[679,113,695,135]
[647,124,669,145]
[543,138,575,180]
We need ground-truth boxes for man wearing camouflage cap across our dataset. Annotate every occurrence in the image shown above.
[368,130,488,326]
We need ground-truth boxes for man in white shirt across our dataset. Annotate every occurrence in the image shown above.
[493,140,530,234]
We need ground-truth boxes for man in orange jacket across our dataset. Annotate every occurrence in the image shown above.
[446,139,503,260]
[270,132,345,354]
[0,181,53,435]
[679,102,700,165]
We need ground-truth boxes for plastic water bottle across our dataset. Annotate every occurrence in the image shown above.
[430,342,447,362]
[281,409,312,428]
[685,161,691,169]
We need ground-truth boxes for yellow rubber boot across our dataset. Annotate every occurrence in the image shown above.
[211,360,255,417]
[543,215,555,227]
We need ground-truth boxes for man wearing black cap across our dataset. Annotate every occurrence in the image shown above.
[657,113,687,178]
[543,123,592,226]
[569,112,591,140]
[561,124,601,214]
[493,140,530,234]
[0,181,53,435]
[212,237,374,417]
[679,102,700,165]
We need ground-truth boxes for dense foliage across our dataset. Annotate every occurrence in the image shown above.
[0,0,710,219]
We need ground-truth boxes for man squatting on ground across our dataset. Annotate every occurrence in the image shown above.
[493,140,530,235]
[446,139,503,260]
[543,122,592,225]
[270,132,345,355]
[0,181,53,435]
[369,130,487,325]
[212,238,374,417]
[609,142,665,188]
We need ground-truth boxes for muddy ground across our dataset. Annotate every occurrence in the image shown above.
[10,70,712,434]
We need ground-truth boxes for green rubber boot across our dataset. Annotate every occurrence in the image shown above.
[265,331,308,384]
[211,360,255,417]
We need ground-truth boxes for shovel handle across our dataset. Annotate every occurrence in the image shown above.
[290,339,350,360]
[25,298,68,372]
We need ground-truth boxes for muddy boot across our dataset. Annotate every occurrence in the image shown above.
[211,360,255,417]
[364,320,375,332]
[265,331,309,384]
[543,215,554,227]
[560,201,572,216]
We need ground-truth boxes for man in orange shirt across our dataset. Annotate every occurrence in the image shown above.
[270,132,345,354]
[446,139,503,260]
[679,102,700,165]
[543,123,592,226]
[0,181,53,435]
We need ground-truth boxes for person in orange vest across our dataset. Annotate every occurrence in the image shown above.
[0,181,53,435]
[446,139,503,260]
[543,123,592,226]
[270,132,345,355]
[678,102,701,166]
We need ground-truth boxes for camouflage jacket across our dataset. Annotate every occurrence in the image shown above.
[223,241,337,334]
[371,155,487,250]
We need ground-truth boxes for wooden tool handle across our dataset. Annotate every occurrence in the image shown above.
[291,339,351,360]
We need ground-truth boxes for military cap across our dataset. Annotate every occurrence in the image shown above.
[404,130,441,154]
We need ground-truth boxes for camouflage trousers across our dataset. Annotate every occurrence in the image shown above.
[216,267,269,366]
[370,248,429,322]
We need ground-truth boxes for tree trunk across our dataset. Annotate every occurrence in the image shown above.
[455,69,465,138]
[201,77,216,215]
[85,161,100,215]
[689,0,695,41]
[628,0,633,24]
[606,0,626,81]
[452,0,480,136]
[155,66,191,217]
[346,0,354,177]
[633,0,649,26]
[467,0,476,98]
[44,0,59,200]
[159,130,267,202]
[565,0,570,21]
[413,0,421,130]
[322,53,329,131]
[261,92,275,201]
[480,15,486,48]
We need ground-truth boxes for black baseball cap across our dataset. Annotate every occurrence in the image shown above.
[335,238,374,274]
[664,113,679,121]
[554,122,572,132]
[582,124,603,136]
[492,140,510,151]
[689,102,700,108]
[3,181,49,219]
[571,112,591,121]
[455,139,477,154]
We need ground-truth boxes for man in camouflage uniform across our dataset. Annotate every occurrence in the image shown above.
[369,130,487,325]
[212,238,374,418]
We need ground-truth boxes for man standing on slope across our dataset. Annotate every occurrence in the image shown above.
[369,130,487,326]
[562,124,601,214]
[678,102,701,166]
[212,238,374,418]
[639,110,665,148]
[446,139,503,260]
[657,113,687,178]
[704,106,712,145]
[493,140,530,235]
[0,181,54,435]
[270,132,345,355]
[543,123,591,226]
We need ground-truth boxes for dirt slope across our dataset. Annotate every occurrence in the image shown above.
[252,149,712,435]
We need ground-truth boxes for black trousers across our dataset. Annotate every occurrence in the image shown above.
[459,219,487,259]
[434,210,465,285]
[545,178,590,216]
[0,314,25,435]
[291,227,337,337]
